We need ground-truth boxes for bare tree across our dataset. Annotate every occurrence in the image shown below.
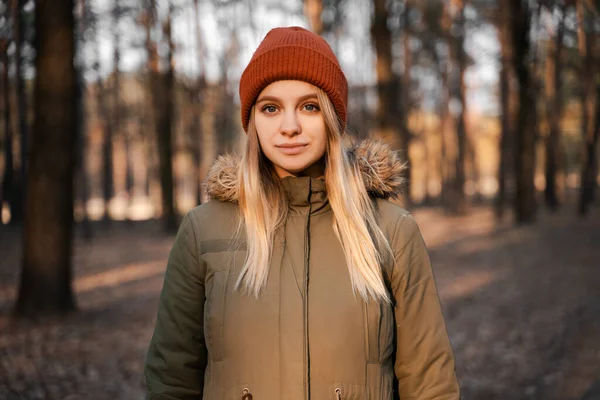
[371,0,411,206]
[144,0,177,230]
[75,0,92,239]
[15,0,77,317]
[544,1,566,210]
[111,0,134,222]
[101,106,115,220]
[511,0,537,223]
[417,0,453,208]
[10,0,27,224]
[444,0,469,214]
[92,19,114,223]
[495,0,514,218]
[0,34,13,221]
[304,0,324,34]
[587,83,600,204]
[192,0,206,206]
[162,2,177,228]
[400,0,413,207]
[0,2,21,225]
[577,0,598,215]
[439,61,453,209]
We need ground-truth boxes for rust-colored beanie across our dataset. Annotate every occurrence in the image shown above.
[239,26,348,132]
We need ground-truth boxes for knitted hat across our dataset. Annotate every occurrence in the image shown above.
[239,26,348,132]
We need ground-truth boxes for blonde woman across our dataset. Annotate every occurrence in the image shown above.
[144,26,460,400]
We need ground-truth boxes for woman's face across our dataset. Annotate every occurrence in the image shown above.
[254,80,327,178]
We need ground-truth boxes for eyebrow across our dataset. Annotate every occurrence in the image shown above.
[256,93,319,104]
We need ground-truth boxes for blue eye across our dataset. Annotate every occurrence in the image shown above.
[262,105,277,113]
[303,103,319,112]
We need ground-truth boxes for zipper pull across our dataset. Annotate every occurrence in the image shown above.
[335,387,342,400]
[242,388,253,399]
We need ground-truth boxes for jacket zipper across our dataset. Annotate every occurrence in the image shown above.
[304,197,312,400]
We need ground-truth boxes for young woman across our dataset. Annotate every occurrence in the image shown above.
[144,26,460,400]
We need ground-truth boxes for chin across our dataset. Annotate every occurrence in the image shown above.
[279,163,312,174]
[274,158,315,175]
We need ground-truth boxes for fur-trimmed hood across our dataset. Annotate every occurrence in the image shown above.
[205,139,407,203]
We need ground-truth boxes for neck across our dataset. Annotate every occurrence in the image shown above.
[274,157,325,179]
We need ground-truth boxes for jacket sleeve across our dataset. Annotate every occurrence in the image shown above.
[390,213,460,399]
[144,212,207,400]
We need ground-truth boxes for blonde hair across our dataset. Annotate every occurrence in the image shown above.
[235,88,392,303]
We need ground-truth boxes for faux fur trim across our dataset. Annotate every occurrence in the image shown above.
[206,139,406,202]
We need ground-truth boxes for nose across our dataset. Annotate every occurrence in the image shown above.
[279,109,301,136]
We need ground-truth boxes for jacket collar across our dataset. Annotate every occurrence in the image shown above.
[205,139,406,204]
[280,176,329,214]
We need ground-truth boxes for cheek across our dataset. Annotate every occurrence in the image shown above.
[313,123,328,156]
[254,116,275,146]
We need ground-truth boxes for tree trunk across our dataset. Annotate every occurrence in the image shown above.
[112,0,132,222]
[544,4,565,210]
[124,132,135,202]
[101,90,114,221]
[511,0,536,223]
[75,71,91,239]
[577,0,598,215]
[89,3,111,223]
[1,40,14,221]
[578,80,599,216]
[140,115,152,198]
[439,71,451,206]
[371,0,410,205]
[10,0,26,224]
[142,5,157,205]
[99,0,122,225]
[192,0,204,206]
[163,3,177,227]
[590,84,600,203]
[431,31,452,208]
[304,0,323,34]
[448,0,468,214]
[148,0,177,230]
[75,0,92,239]
[497,40,510,217]
[496,1,510,218]
[400,0,413,208]
[15,0,77,317]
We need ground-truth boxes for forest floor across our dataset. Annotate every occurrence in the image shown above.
[0,204,599,400]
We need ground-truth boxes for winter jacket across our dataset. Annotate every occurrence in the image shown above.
[144,140,460,400]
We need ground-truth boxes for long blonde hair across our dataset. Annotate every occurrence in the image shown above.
[235,88,392,303]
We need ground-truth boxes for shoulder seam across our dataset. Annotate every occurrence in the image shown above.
[390,212,409,276]
[390,212,419,282]
[184,211,200,269]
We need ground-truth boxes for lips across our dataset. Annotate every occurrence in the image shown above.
[276,143,308,155]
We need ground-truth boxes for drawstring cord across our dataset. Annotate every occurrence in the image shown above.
[241,386,341,399]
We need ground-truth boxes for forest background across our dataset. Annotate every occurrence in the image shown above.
[0,0,599,399]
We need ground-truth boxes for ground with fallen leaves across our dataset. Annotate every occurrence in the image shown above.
[1,205,599,400]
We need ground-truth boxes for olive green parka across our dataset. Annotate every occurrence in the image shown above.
[144,140,460,400]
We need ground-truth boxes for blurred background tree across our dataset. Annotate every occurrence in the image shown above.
[13,0,78,316]
[0,0,598,318]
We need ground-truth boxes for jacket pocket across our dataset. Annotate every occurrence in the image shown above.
[365,300,394,364]
[204,269,229,362]
[365,300,381,364]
